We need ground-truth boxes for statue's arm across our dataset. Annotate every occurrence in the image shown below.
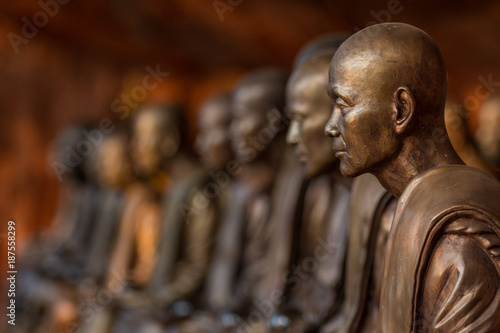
[419,220,500,332]
[162,191,219,302]
[229,194,271,312]
[131,201,161,287]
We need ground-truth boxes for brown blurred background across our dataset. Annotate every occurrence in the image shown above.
[0,0,500,314]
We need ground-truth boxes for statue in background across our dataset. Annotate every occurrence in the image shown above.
[178,68,289,333]
[84,103,196,333]
[255,34,352,333]
[474,96,500,179]
[16,124,103,333]
[104,104,182,293]
[82,131,133,284]
[325,22,500,332]
[443,99,494,177]
[113,92,234,333]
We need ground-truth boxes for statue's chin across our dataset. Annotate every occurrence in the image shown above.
[339,163,360,179]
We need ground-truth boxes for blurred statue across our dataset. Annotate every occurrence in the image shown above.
[82,104,192,333]
[246,34,352,333]
[474,96,500,179]
[325,23,500,332]
[43,124,103,280]
[443,99,495,177]
[111,93,234,333]
[83,131,133,284]
[104,105,180,293]
[15,123,104,333]
[67,130,134,332]
[178,68,289,333]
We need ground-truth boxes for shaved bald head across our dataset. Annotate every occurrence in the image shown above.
[331,23,448,129]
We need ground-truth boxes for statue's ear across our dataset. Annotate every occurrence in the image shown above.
[393,86,415,135]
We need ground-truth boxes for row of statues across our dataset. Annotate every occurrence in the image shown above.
[15,22,500,333]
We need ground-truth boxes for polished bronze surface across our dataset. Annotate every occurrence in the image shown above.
[325,22,500,332]
[325,23,458,195]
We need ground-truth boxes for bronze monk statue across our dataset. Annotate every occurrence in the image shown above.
[178,68,289,333]
[110,102,209,333]
[324,22,500,332]
[259,34,352,333]
[16,124,107,333]
[17,126,133,333]
[83,130,133,285]
[104,104,180,293]
[83,104,192,333]
[113,92,235,333]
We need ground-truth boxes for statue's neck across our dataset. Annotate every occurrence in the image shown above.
[373,136,464,198]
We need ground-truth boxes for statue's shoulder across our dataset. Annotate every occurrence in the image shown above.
[444,218,500,259]
[398,165,500,231]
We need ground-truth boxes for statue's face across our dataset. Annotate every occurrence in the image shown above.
[286,66,338,178]
[195,102,232,171]
[230,85,270,163]
[131,110,179,176]
[475,100,500,164]
[97,137,132,187]
[325,51,398,178]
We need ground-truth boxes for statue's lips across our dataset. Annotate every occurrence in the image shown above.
[332,141,346,157]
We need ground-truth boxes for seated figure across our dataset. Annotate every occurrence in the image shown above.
[83,131,133,285]
[324,22,500,332]
[252,34,352,333]
[112,92,235,333]
[15,124,106,333]
[84,104,197,333]
[177,68,289,333]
